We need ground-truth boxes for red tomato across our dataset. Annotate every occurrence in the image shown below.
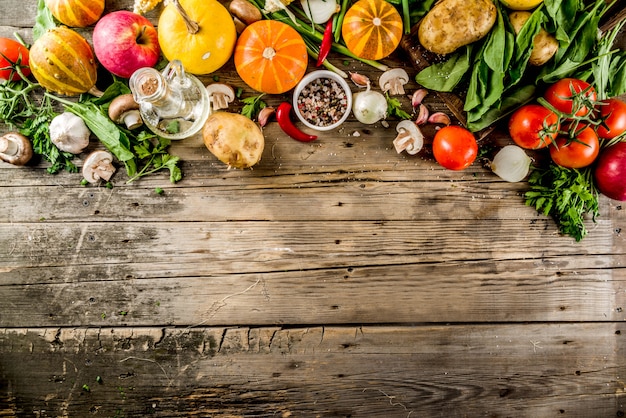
[549,124,599,169]
[0,38,30,81]
[544,78,596,117]
[508,104,559,149]
[432,125,478,171]
[595,98,626,140]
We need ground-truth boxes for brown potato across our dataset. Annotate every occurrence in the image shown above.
[509,11,558,66]
[203,111,265,169]
[418,0,497,55]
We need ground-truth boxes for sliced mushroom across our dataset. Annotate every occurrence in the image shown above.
[393,120,423,155]
[206,83,235,111]
[379,68,409,96]
[108,94,143,130]
[0,132,33,166]
[82,150,116,184]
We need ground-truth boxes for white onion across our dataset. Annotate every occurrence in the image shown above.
[491,145,532,183]
[300,0,339,24]
[352,89,387,124]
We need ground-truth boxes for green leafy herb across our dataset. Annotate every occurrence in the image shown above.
[385,94,411,120]
[33,0,56,41]
[240,93,267,120]
[525,163,599,241]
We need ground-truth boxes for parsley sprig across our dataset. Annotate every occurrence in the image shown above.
[525,164,599,241]
[240,93,267,120]
[385,94,412,120]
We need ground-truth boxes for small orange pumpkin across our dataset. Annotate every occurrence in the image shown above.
[341,0,403,61]
[234,20,308,94]
[45,0,105,27]
[29,27,97,96]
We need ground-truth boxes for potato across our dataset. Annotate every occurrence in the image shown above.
[203,111,265,169]
[509,11,558,66]
[418,0,497,55]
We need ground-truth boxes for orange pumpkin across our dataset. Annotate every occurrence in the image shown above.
[341,0,403,61]
[234,20,308,94]
[29,27,97,96]
[45,0,105,27]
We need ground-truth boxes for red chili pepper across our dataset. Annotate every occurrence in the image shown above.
[316,19,334,67]
[276,102,318,142]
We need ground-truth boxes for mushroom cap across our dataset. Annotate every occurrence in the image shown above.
[0,132,33,166]
[108,94,141,123]
[82,150,116,183]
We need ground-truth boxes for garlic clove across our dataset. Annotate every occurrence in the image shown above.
[428,112,451,126]
[415,104,429,125]
[411,88,429,107]
[257,106,275,127]
[349,72,371,88]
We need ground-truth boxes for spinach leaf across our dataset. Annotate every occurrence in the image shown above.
[414,48,471,92]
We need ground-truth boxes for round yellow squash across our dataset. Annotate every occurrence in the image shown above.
[29,27,97,96]
[158,0,237,75]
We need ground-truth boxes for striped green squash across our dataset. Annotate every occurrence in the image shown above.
[29,27,97,96]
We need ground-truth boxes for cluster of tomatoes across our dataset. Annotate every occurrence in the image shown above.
[508,77,626,169]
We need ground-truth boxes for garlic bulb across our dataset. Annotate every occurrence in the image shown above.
[50,112,91,154]
[491,145,532,183]
[300,0,339,24]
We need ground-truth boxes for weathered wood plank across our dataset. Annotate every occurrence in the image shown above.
[1,220,623,326]
[1,220,621,272]
[1,324,624,417]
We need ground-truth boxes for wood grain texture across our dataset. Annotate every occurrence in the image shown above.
[1,0,625,416]
[1,324,624,417]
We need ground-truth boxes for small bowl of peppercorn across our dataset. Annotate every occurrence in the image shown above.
[293,70,352,132]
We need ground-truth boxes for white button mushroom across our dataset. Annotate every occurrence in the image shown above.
[0,132,33,166]
[49,112,91,154]
[379,68,409,96]
[108,94,143,130]
[393,120,424,155]
[82,150,116,184]
[206,83,236,112]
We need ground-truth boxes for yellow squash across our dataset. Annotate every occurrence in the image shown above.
[158,0,237,75]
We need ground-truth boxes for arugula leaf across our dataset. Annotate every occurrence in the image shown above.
[525,164,599,241]
[33,0,56,41]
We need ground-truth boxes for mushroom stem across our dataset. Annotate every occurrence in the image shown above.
[122,111,143,130]
[0,136,18,155]
[0,132,33,166]
[213,94,230,111]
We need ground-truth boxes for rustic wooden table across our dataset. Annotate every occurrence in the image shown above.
[1,1,625,417]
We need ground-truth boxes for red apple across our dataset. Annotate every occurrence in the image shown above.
[594,142,626,201]
[93,11,160,79]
